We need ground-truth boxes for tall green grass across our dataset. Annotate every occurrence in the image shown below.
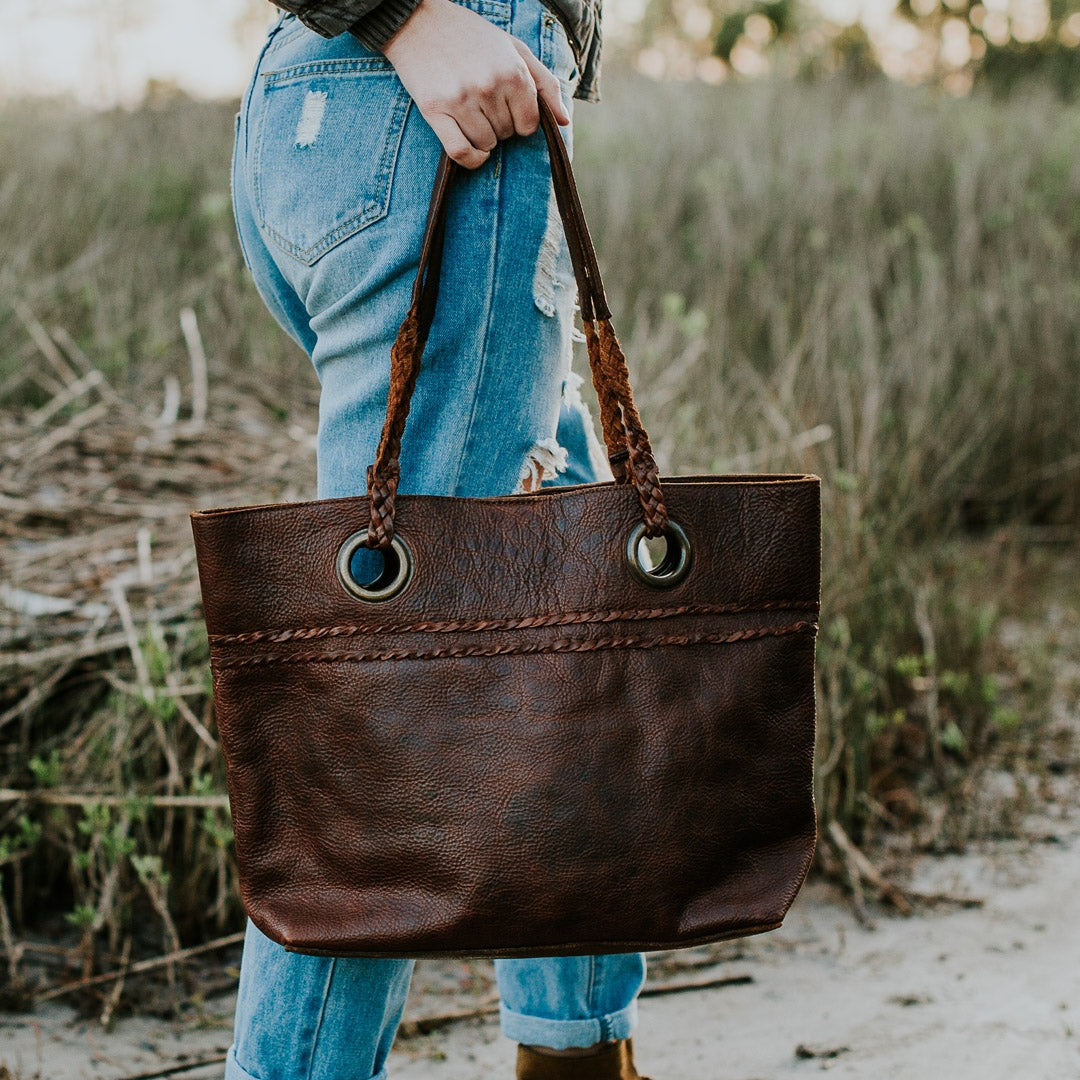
[1,75,1077,962]
[572,75,1080,834]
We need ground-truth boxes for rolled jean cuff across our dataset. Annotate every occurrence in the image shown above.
[498,999,638,1050]
[225,1046,388,1080]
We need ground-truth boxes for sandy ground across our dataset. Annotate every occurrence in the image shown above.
[3,797,1079,1080]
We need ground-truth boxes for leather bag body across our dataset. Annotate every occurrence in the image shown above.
[191,104,820,959]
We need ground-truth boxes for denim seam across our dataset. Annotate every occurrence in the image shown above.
[231,115,254,273]
[305,958,338,1080]
[586,955,599,1038]
[450,156,504,495]
[240,18,287,150]
[264,58,396,82]
[455,0,513,17]
[539,10,579,90]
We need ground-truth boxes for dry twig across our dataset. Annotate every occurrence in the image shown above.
[111,1052,230,1080]
[827,821,914,916]
[33,931,245,1004]
[0,790,230,810]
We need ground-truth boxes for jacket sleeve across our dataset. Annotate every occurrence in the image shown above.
[271,0,423,51]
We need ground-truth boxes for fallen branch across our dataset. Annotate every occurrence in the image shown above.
[2,632,157,671]
[171,686,219,752]
[0,658,78,731]
[110,578,154,700]
[110,1051,229,1080]
[180,307,209,430]
[158,375,182,427]
[0,789,230,810]
[110,973,759,1073]
[396,1003,499,1038]
[640,972,754,997]
[907,890,984,910]
[102,671,207,702]
[13,299,82,385]
[33,930,244,1005]
[829,820,984,915]
[827,820,913,916]
[100,936,132,1029]
[19,400,110,466]
[49,326,129,409]
[0,869,23,989]
[28,368,106,428]
[102,671,218,752]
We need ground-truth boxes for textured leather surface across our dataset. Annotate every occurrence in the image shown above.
[191,472,820,957]
[190,99,820,958]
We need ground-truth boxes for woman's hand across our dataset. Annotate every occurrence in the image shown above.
[382,0,570,169]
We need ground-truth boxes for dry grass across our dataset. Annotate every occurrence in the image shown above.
[575,73,1080,838]
[0,75,1077,1006]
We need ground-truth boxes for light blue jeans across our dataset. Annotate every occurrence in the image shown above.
[227,3,646,1077]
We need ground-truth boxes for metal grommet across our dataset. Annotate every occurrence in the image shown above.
[336,531,413,603]
[625,520,693,589]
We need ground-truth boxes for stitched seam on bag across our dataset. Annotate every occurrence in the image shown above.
[211,620,818,668]
[208,601,821,646]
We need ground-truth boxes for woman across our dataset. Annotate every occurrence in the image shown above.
[228,0,653,1076]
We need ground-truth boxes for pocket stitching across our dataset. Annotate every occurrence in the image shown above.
[263,57,396,82]
[252,77,411,265]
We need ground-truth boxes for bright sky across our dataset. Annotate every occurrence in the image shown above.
[1,0,277,107]
[2,0,657,107]
[4,0,927,108]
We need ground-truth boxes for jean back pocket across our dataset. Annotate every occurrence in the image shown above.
[253,58,411,266]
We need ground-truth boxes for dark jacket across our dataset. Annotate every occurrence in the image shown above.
[270,0,601,101]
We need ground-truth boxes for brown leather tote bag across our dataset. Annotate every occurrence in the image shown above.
[191,102,820,958]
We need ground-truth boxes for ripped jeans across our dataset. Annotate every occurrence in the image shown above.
[227,3,645,1078]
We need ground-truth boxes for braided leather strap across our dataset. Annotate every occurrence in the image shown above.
[582,318,667,534]
[365,99,671,550]
[367,311,421,549]
[365,158,454,549]
[582,320,629,483]
[595,319,667,535]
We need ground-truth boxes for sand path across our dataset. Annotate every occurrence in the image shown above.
[4,805,1078,1080]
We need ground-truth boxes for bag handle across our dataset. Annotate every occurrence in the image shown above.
[365,98,669,551]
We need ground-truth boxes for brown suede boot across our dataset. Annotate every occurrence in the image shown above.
[516,1039,653,1079]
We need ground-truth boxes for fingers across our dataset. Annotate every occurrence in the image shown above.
[383,0,569,170]
[461,46,565,146]
[422,60,548,169]
[475,58,537,140]
[517,41,570,128]
[479,78,522,142]
[418,64,532,168]
[424,112,491,170]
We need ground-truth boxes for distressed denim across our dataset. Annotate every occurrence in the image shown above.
[227,3,644,1077]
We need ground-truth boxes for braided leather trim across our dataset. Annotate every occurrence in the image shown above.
[209,600,821,646]
[211,620,818,669]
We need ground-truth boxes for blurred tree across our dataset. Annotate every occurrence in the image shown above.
[632,0,1080,94]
